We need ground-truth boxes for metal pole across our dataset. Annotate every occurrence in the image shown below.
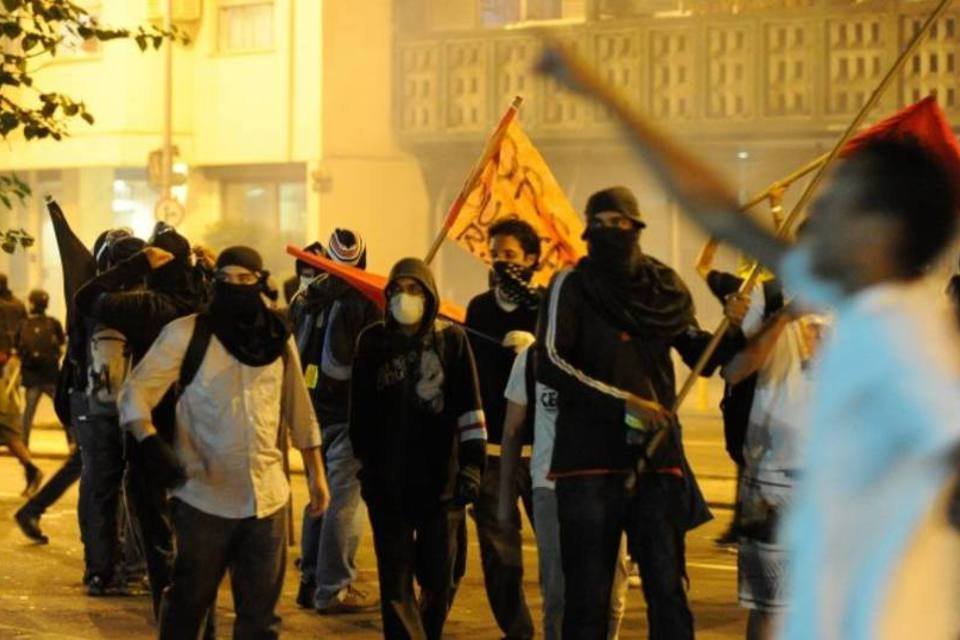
[161,0,173,202]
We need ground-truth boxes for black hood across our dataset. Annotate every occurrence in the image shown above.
[385,257,439,336]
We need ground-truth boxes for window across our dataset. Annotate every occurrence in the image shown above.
[480,0,583,27]
[217,0,274,53]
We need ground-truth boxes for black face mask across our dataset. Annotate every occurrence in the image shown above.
[30,304,47,316]
[585,227,640,272]
[213,280,264,320]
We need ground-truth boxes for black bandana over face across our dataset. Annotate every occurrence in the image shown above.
[209,280,289,367]
[491,261,540,310]
[583,226,642,275]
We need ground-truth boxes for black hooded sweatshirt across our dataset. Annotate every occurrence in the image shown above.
[349,258,486,510]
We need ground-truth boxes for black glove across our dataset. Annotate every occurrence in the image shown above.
[452,466,482,508]
[139,434,187,490]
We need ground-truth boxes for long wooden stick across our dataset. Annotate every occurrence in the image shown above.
[643,0,954,468]
[424,96,524,265]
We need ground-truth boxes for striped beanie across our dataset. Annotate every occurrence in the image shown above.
[328,228,366,269]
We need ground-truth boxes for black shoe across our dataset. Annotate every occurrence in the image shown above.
[713,526,740,547]
[21,465,43,498]
[14,508,48,544]
[296,579,316,609]
[86,575,122,597]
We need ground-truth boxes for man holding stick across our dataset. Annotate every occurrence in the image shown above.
[534,186,748,639]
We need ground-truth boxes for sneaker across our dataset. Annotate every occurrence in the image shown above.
[14,508,48,544]
[296,579,316,609]
[86,575,123,597]
[316,585,380,614]
[21,465,43,498]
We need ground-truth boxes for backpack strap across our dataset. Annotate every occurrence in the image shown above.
[176,313,214,399]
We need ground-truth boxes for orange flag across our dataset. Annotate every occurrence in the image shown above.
[447,120,586,286]
[286,246,466,324]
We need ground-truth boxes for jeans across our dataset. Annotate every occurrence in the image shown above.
[367,501,464,640]
[556,474,693,640]
[299,423,364,605]
[21,383,56,447]
[160,499,287,640]
[455,456,534,639]
[75,414,125,583]
[533,487,630,640]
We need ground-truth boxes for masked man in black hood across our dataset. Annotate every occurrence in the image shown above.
[119,245,329,639]
[73,223,207,607]
[457,218,541,639]
[290,230,382,614]
[535,186,748,639]
[350,257,487,640]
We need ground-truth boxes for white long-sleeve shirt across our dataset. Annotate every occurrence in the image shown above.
[119,314,322,519]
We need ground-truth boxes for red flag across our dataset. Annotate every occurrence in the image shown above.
[842,96,960,183]
[286,246,466,324]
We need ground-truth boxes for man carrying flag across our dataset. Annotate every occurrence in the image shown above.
[459,219,542,639]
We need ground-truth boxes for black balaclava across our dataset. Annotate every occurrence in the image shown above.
[582,186,646,275]
[147,222,191,292]
[28,290,48,316]
[209,246,289,367]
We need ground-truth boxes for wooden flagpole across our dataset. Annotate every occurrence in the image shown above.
[424,96,524,265]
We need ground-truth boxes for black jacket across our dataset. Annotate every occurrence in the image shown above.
[0,292,26,357]
[465,290,538,446]
[350,258,486,510]
[536,265,743,477]
[290,278,382,427]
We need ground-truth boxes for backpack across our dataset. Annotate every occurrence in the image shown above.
[86,325,132,416]
[18,316,61,370]
[719,279,784,467]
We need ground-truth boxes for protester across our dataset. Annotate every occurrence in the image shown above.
[16,289,65,447]
[548,77,960,636]
[350,257,486,640]
[291,230,381,614]
[74,223,206,606]
[497,344,631,640]
[0,272,39,495]
[696,238,783,546]
[119,245,329,639]
[721,276,824,639]
[14,232,141,550]
[534,186,748,639]
[460,218,541,639]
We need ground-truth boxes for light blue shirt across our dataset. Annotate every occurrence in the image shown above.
[779,248,960,639]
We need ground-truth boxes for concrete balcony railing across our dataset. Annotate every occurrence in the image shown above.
[395,0,960,145]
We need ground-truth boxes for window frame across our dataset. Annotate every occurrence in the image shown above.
[214,0,276,57]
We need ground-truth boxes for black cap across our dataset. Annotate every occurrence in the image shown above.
[585,186,645,228]
[216,246,264,273]
[149,222,190,262]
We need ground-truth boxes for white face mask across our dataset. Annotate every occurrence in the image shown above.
[390,293,425,326]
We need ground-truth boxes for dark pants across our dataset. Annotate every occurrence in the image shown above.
[125,433,175,617]
[368,502,464,640]
[160,499,287,640]
[21,444,82,517]
[75,414,126,584]
[556,474,693,640]
[21,383,56,447]
[470,455,534,639]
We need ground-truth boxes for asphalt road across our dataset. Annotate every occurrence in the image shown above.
[0,413,746,639]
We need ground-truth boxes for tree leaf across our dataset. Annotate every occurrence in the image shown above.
[135,34,147,51]
[20,35,36,52]
[1,0,22,12]
[80,112,94,125]
[0,194,10,209]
